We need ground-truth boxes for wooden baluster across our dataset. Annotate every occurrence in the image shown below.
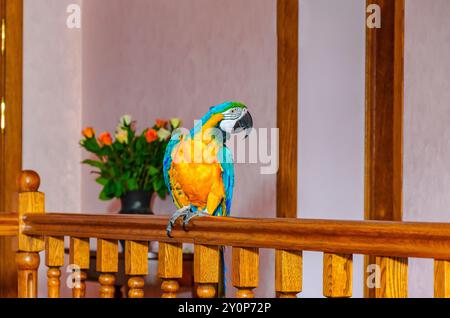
[158,242,182,298]
[194,245,219,298]
[125,241,148,298]
[45,236,64,298]
[69,237,90,298]
[16,171,45,298]
[96,239,118,298]
[275,250,302,298]
[323,253,353,298]
[232,247,259,298]
[434,260,450,298]
[375,256,408,298]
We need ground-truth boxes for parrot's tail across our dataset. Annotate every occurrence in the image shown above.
[217,246,226,298]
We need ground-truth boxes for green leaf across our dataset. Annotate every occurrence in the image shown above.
[157,187,167,199]
[127,179,139,191]
[82,159,103,169]
[99,189,112,201]
[96,177,108,186]
[115,182,124,198]
[82,138,101,153]
[153,177,165,191]
[148,165,159,176]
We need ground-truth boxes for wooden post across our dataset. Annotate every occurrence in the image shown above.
[365,0,405,298]
[434,260,450,298]
[375,256,408,298]
[275,250,302,298]
[277,0,298,219]
[158,242,182,298]
[323,253,353,298]
[96,239,118,298]
[125,241,148,298]
[194,245,219,298]
[0,0,23,298]
[69,237,90,298]
[45,236,64,298]
[232,247,259,298]
[16,171,45,298]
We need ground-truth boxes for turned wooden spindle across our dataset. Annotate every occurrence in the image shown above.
[435,260,450,298]
[194,245,219,298]
[232,247,259,298]
[99,274,116,298]
[128,277,145,298]
[275,250,302,298]
[45,236,64,298]
[158,242,182,298]
[375,256,408,298]
[70,237,90,298]
[96,239,118,298]
[125,241,148,298]
[16,171,45,298]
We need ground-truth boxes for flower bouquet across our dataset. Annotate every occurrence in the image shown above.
[80,115,181,212]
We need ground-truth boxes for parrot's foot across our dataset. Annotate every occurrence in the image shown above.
[183,211,210,231]
[166,206,191,238]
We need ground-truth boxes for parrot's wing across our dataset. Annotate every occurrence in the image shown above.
[219,146,234,216]
[163,137,182,208]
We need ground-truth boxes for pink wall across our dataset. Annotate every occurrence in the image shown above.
[81,0,277,297]
[404,0,450,298]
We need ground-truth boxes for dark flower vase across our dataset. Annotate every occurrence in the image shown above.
[119,190,154,215]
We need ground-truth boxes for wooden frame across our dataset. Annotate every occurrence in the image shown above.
[0,0,23,298]
[364,0,405,297]
[276,0,298,218]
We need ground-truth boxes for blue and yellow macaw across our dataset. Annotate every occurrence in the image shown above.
[163,102,253,235]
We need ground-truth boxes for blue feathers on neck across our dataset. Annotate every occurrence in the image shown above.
[190,102,233,137]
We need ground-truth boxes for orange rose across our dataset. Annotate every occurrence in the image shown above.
[145,129,158,143]
[98,132,113,146]
[82,127,95,139]
[156,119,167,128]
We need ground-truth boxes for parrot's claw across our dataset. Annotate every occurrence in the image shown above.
[182,211,210,231]
[166,206,191,238]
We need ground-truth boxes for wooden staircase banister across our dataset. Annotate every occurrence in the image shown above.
[20,212,450,260]
[2,171,450,298]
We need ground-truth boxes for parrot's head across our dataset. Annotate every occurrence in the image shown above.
[209,102,253,138]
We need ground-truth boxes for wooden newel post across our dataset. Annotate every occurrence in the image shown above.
[158,242,183,298]
[16,170,45,298]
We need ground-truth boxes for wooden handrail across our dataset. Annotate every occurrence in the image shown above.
[0,213,18,236]
[21,213,450,260]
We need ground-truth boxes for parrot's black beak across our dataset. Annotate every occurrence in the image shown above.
[233,111,253,138]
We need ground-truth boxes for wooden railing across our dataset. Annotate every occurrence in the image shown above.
[1,171,450,298]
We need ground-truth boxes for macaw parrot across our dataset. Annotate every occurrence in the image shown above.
[162,101,252,297]
[163,101,253,235]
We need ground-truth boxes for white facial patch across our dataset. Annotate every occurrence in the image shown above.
[220,120,236,133]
